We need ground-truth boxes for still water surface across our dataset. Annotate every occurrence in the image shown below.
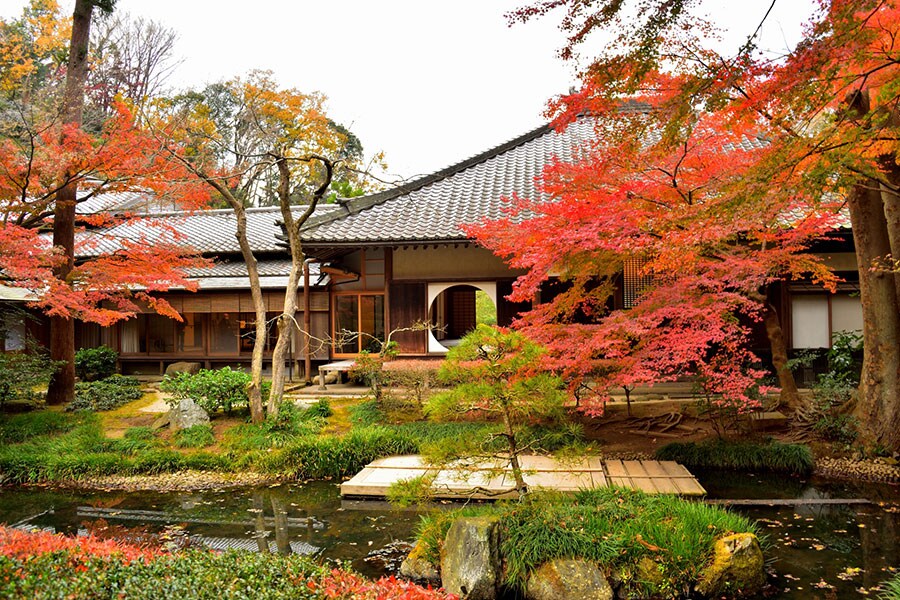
[0,472,896,599]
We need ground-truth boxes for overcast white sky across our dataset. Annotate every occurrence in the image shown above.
[3,1,816,179]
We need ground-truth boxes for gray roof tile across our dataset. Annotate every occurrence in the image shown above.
[74,205,340,258]
[299,119,598,244]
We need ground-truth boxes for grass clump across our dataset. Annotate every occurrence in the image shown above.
[222,402,327,452]
[416,487,757,597]
[0,412,81,443]
[174,424,215,449]
[348,400,385,427]
[386,474,434,507]
[655,439,814,476]
[0,414,226,484]
[881,573,900,600]
[261,426,418,479]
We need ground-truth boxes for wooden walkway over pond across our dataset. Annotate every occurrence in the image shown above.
[340,455,706,500]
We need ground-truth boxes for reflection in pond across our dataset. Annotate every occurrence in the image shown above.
[0,475,897,597]
[0,481,424,577]
[697,470,900,599]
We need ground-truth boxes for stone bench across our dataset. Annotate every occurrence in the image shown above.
[317,359,356,390]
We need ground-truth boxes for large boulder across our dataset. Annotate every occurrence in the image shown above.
[169,398,210,431]
[525,558,613,600]
[400,544,441,584]
[165,361,201,377]
[696,533,765,597]
[440,516,501,600]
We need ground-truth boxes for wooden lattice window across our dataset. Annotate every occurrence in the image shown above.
[623,258,653,309]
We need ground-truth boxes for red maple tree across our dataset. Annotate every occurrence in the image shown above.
[489,0,900,449]
[0,102,210,353]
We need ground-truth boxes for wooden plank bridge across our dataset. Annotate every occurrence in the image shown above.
[340,455,706,500]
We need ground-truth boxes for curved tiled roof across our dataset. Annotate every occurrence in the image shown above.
[74,205,340,258]
[299,119,599,244]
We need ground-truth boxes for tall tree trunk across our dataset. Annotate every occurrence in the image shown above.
[233,205,267,424]
[268,155,332,414]
[763,301,802,411]
[749,288,802,411]
[849,179,900,452]
[501,399,528,497]
[47,0,94,405]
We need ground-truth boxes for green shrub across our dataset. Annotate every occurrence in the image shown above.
[0,347,59,408]
[160,367,268,414]
[0,412,80,443]
[655,439,814,475]
[174,424,215,448]
[74,345,118,381]
[67,375,143,412]
[305,398,333,419]
[416,487,757,596]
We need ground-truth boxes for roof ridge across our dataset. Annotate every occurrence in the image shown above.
[109,203,339,219]
[297,120,554,234]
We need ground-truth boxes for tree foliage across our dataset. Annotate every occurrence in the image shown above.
[428,325,567,495]
[486,0,900,450]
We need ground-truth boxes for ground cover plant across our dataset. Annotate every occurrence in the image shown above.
[68,375,144,412]
[0,413,226,484]
[655,439,814,476]
[0,411,81,443]
[416,487,758,597]
[0,526,455,600]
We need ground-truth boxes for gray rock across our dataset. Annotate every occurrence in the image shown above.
[696,533,765,597]
[165,361,201,377]
[441,516,501,600]
[525,558,613,600]
[400,545,440,584]
[170,398,209,431]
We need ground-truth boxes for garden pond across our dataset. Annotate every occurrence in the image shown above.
[0,472,897,599]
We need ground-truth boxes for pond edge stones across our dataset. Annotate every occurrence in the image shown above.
[430,516,765,600]
[440,516,501,600]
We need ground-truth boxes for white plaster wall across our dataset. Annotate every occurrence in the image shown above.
[791,296,830,348]
[426,282,497,354]
[393,246,520,280]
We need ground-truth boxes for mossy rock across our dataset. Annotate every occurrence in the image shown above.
[440,516,501,599]
[525,558,612,600]
[401,543,440,584]
[696,533,765,597]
